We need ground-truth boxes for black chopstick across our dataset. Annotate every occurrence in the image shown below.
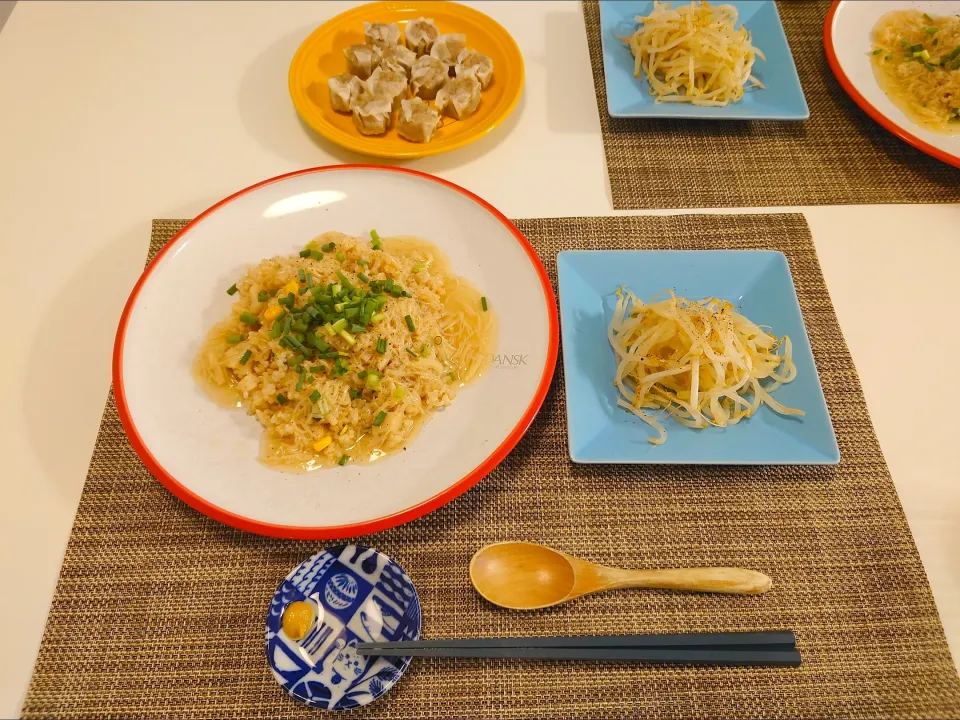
[356,646,801,667]
[357,630,796,651]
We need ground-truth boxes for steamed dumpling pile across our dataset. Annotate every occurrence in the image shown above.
[326,16,495,143]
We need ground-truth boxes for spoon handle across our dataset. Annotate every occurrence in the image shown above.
[609,567,772,595]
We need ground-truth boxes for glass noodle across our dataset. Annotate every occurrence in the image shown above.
[194,232,497,471]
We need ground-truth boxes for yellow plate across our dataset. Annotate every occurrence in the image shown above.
[288,1,524,159]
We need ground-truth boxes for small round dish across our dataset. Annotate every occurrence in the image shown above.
[288,1,524,158]
[825,0,960,168]
[266,545,421,710]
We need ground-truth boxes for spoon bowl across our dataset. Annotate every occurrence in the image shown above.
[470,541,772,610]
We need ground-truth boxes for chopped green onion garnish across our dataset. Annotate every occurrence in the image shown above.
[420,343,429,357]
[287,335,306,352]
[924,26,938,34]
[392,386,407,401]
[872,48,882,55]
[296,369,306,391]
[405,347,417,358]
[239,349,252,365]
[885,54,893,60]
[344,307,359,319]
[371,312,385,324]
[297,269,305,283]
[308,390,321,402]
[349,389,362,400]
[376,337,387,354]
[404,315,415,332]
[336,270,353,290]
[257,291,269,302]
[373,411,387,426]
[339,329,356,345]
[276,393,288,405]
[299,249,311,258]
[321,241,336,252]
[350,324,366,334]
[240,311,259,325]
[299,285,309,295]
[270,322,284,339]
[357,273,370,283]
[336,251,345,263]
[278,292,295,307]
[923,12,934,22]
[331,318,347,333]
[227,283,238,295]
[338,454,349,466]
[365,372,381,391]
[357,259,368,266]
[226,334,244,344]
[913,49,931,60]
[909,43,924,52]
[358,370,368,379]
[412,263,426,272]
[311,365,325,374]
[310,250,323,261]
[370,229,381,250]
[481,296,488,311]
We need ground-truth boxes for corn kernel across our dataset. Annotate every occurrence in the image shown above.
[313,436,332,452]
[263,304,283,321]
[282,280,299,295]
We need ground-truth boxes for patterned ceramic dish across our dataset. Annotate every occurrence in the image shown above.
[266,545,420,710]
[557,250,839,464]
[113,165,558,539]
[825,0,960,168]
[598,0,808,119]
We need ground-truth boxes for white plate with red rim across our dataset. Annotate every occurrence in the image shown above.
[114,165,558,539]
[825,0,960,168]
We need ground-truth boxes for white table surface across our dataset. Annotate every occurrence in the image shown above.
[0,1,957,714]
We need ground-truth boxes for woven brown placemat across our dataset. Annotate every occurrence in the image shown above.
[23,215,960,720]
[582,0,960,209]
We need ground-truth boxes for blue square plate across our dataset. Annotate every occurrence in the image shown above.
[557,250,839,464]
[598,0,809,119]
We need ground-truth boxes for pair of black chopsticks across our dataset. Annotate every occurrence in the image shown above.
[357,631,800,667]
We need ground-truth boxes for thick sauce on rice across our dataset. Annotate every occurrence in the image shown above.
[194,232,497,471]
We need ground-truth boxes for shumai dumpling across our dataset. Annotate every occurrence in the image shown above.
[398,97,441,143]
[364,21,401,50]
[455,48,494,89]
[376,44,417,77]
[352,98,393,135]
[404,17,440,56]
[430,33,467,65]
[344,44,380,80]
[435,74,481,120]
[328,73,366,112]
[366,66,408,110]
[409,55,447,100]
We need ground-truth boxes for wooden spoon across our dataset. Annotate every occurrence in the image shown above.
[470,541,772,610]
